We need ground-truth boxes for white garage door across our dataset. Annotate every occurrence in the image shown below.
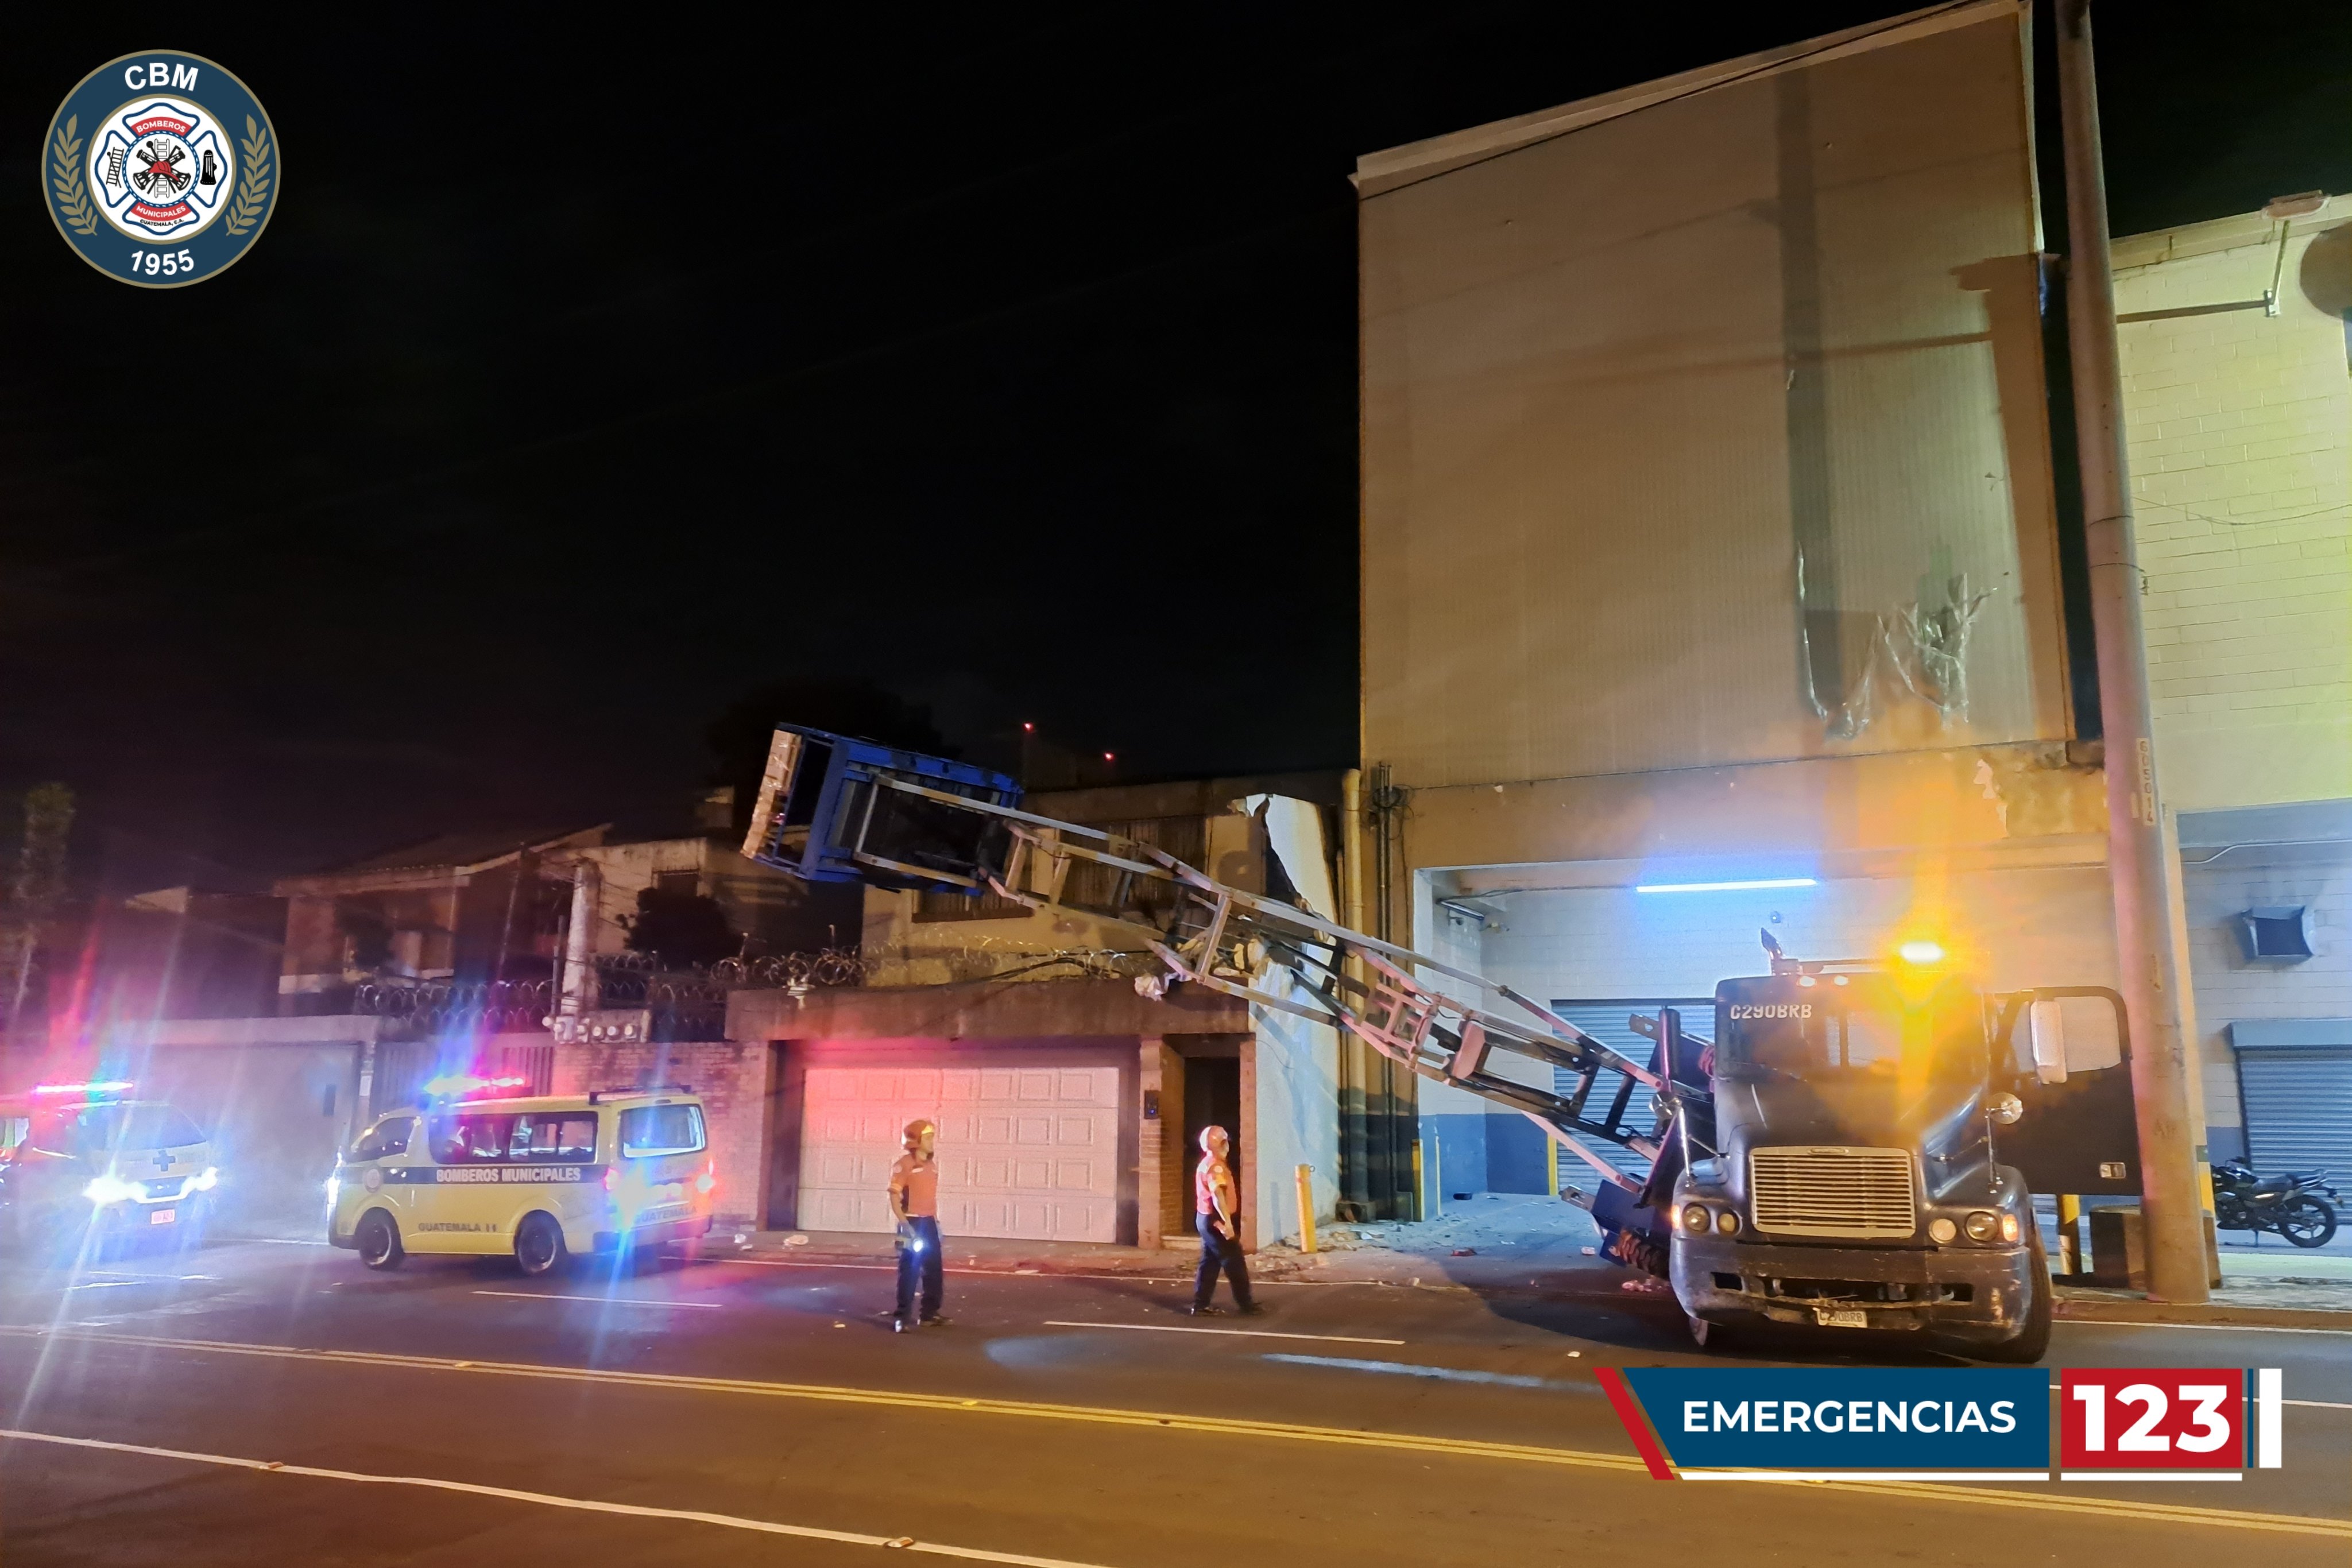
[797,1061,1120,1241]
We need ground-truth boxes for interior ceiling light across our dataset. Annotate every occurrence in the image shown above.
[1634,877,1818,894]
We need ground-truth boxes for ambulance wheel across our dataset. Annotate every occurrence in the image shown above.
[515,1212,567,1277]
[356,1210,404,1270]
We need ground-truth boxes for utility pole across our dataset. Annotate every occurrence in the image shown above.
[2055,0,2208,1303]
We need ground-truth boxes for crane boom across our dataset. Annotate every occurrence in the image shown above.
[741,726,1688,1217]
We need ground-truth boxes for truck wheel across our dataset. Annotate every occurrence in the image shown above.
[1973,1228,2052,1364]
[356,1210,404,1270]
[515,1212,567,1277]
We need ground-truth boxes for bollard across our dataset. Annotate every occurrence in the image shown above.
[1295,1164,1317,1253]
[2057,1194,2082,1276]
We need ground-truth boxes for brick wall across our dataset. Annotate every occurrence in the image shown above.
[2114,202,2352,812]
[550,1039,771,1229]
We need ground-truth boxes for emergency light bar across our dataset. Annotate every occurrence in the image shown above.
[421,1073,528,1099]
[1635,878,1817,894]
[31,1079,137,1096]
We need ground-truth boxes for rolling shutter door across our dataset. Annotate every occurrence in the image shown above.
[2238,1049,2352,1177]
[1548,999,1709,1182]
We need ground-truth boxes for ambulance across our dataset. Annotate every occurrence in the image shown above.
[326,1084,717,1274]
[0,1082,220,1256]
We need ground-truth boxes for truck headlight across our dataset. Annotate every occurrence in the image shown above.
[1713,1209,1739,1236]
[1681,1202,1711,1234]
[1928,1217,1958,1243]
[83,1174,145,1205]
[1964,1211,2001,1242]
[1999,1213,2020,1242]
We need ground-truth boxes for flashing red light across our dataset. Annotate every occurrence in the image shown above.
[1102,752,1114,762]
[603,1167,618,1193]
[1022,722,1034,732]
[423,1072,529,1099]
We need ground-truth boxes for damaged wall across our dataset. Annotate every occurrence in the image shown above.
[1357,1,2070,789]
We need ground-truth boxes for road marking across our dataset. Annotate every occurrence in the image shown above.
[1043,1321,1403,1346]
[473,1291,722,1310]
[0,1325,1638,1474]
[0,1427,1111,1567]
[2,1326,2343,1540]
[1686,1471,2054,1482]
[1264,1353,1591,1392]
[2284,1398,2352,1410]
[2059,1319,2352,1336]
[249,1238,333,1246]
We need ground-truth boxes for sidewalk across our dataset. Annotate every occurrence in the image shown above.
[704,1191,2352,1327]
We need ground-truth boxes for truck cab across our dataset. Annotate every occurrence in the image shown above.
[1659,950,2133,1361]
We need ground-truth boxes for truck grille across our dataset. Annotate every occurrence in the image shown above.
[1748,1147,1916,1239]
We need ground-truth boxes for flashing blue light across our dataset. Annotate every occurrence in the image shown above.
[1633,877,1818,894]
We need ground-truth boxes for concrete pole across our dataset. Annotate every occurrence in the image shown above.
[2054,0,2208,1303]
[555,858,601,1032]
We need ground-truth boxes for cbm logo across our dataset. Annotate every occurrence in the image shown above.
[44,52,280,288]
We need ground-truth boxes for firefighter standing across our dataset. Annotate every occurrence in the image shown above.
[1189,1124,1259,1316]
[888,1118,945,1332]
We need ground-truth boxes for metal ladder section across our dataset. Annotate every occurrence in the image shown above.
[788,762,1674,1207]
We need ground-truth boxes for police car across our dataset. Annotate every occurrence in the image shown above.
[327,1083,717,1275]
[0,1082,220,1255]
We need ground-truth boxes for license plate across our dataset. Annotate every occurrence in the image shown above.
[1815,1307,1866,1328]
[149,1207,177,1226]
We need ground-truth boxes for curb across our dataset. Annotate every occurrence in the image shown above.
[2052,1298,2352,1331]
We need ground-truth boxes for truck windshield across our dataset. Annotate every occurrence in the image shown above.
[1717,976,1985,1086]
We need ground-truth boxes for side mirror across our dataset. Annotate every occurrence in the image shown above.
[1986,1090,2024,1125]
[2028,999,2067,1085]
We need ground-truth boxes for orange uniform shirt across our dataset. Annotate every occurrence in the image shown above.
[889,1153,938,1218]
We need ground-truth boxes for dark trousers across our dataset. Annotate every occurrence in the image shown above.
[895,1216,942,1320]
[1193,1211,1253,1309]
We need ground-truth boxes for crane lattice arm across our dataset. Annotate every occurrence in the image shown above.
[741,726,1696,1214]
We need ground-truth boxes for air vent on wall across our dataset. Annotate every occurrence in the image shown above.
[2236,907,2315,962]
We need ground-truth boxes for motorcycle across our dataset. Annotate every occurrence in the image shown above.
[2212,1160,2339,1248]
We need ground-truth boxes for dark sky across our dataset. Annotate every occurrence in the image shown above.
[5,3,2346,893]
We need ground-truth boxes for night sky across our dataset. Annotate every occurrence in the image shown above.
[5,3,2346,895]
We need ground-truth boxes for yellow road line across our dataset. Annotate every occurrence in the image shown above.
[2,1326,2342,1540]
[0,1326,1635,1474]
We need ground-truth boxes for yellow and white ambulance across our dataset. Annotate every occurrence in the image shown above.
[326,1086,717,1275]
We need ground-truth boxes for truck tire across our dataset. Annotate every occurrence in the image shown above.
[515,1211,567,1277]
[1972,1226,2052,1364]
[356,1209,404,1270]
[1688,1314,1734,1351]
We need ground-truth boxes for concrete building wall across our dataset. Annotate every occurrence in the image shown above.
[548,1037,771,1230]
[1359,2,2067,793]
[2179,845,2352,1161]
[2114,199,2352,813]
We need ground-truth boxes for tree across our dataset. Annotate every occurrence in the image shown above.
[620,885,739,968]
[705,676,950,839]
[0,783,75,1023]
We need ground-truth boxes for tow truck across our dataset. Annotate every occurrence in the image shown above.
[740,725,2141,1361]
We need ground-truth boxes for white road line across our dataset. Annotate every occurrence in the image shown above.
[2284,1398,2352,1411]
[473,1291,721,1310]
[0,1427,1111,1567]
[1043,1321,1403,1346]
[2059,1320,2352,1336]
[249,1238,333,1246]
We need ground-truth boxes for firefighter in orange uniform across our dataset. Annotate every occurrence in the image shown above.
[888,1118,945,1332]
[1189,1125,1259,1316]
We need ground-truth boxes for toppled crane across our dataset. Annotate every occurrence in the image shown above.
[745,724,2140,1362]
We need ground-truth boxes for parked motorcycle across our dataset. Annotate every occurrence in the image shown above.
[2212,1160,2339,1248]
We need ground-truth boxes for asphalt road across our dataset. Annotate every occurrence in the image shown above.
[1,1237,2346,1566]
